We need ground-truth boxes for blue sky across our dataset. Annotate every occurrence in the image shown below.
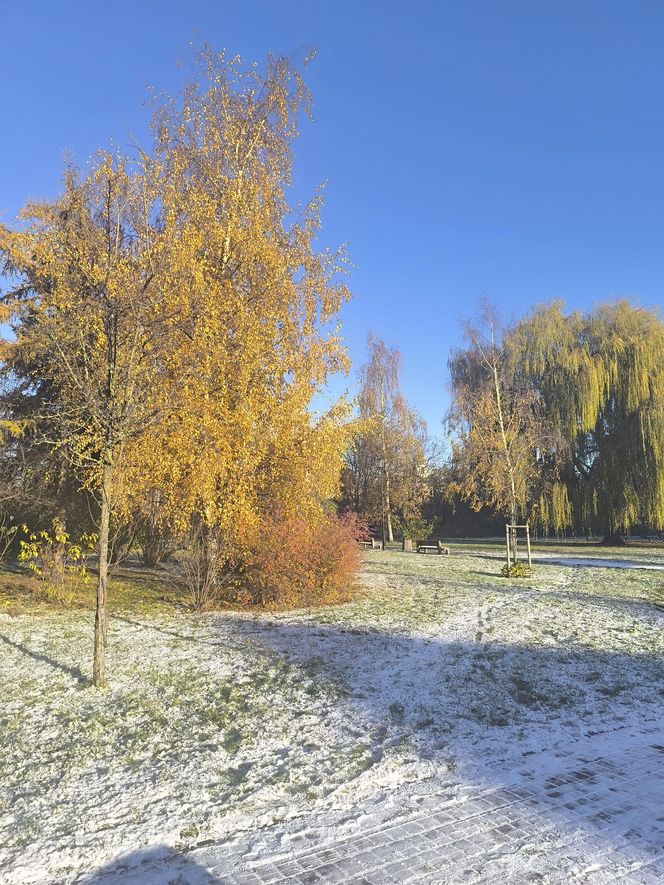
[2,1,664,434]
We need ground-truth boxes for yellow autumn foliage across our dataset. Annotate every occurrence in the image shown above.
[0,50,354,680]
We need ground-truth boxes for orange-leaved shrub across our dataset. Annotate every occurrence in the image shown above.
[240,511,369,608]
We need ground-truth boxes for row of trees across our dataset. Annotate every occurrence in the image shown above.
[448,299,664,543]
[343,298,664,549]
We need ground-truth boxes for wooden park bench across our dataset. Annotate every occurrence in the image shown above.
[417,541,450,555]
[359,538,382,550]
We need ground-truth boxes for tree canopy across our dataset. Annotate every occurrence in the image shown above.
[342,335,429,541]
[0,50,354,684]
[512,300,664,539]
[448,302,554,528]
[449,299,664,541]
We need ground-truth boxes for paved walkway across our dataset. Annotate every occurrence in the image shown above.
[192,728,664,884]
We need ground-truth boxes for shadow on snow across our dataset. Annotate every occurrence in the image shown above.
[80,846,219,883]
[3,575,663,880]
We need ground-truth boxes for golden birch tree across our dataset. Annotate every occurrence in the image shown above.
[343,335,428,541]
[1,48,355,658]
[0,156,184,686]
[122,50,352,574]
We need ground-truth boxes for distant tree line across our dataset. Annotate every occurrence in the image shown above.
[447,298,664,543]
[342,299,664,548]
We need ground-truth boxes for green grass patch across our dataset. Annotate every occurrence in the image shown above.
[0,564,181,616]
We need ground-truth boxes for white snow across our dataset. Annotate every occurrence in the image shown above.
[0,548,663,882]
[534,552,664,569]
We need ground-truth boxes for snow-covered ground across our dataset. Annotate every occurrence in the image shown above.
[534,550,664,569]
[1,549,663,883]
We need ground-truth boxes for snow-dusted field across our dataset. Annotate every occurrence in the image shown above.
[1,548,663,883]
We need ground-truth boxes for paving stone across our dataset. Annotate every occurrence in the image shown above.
[193,732,664,884]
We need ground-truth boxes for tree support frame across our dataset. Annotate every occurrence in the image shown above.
[505,523,532,568]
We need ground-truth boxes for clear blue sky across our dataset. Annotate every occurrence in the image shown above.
[2,1,664,435]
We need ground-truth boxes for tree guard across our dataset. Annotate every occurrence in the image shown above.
[505,523,532,569]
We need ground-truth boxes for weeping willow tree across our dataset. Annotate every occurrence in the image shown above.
[512,300,664,541]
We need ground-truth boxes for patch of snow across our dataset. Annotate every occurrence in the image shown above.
[534,553,664,570]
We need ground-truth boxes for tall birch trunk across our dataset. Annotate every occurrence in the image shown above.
[492,361,519,560]
[384,464,394,543]
[380,383,394,543]
[93,461,112,688]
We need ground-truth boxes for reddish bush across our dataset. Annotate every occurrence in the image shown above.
[241,511,369,608]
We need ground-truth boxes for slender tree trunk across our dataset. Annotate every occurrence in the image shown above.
[491,362,519,561]
[386,508,394,544]
[384,465,394,543]
[93,462,112,688]
[379,383,394,543]
[492,364,518,517]
[510,503,518,563]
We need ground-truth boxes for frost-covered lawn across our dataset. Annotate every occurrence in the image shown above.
[1,548,663,882]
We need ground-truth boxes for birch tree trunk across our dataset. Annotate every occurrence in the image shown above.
[492,362,519,561]
[380,383,394,543]
[93,461,112,688]
[384,465,394,543]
